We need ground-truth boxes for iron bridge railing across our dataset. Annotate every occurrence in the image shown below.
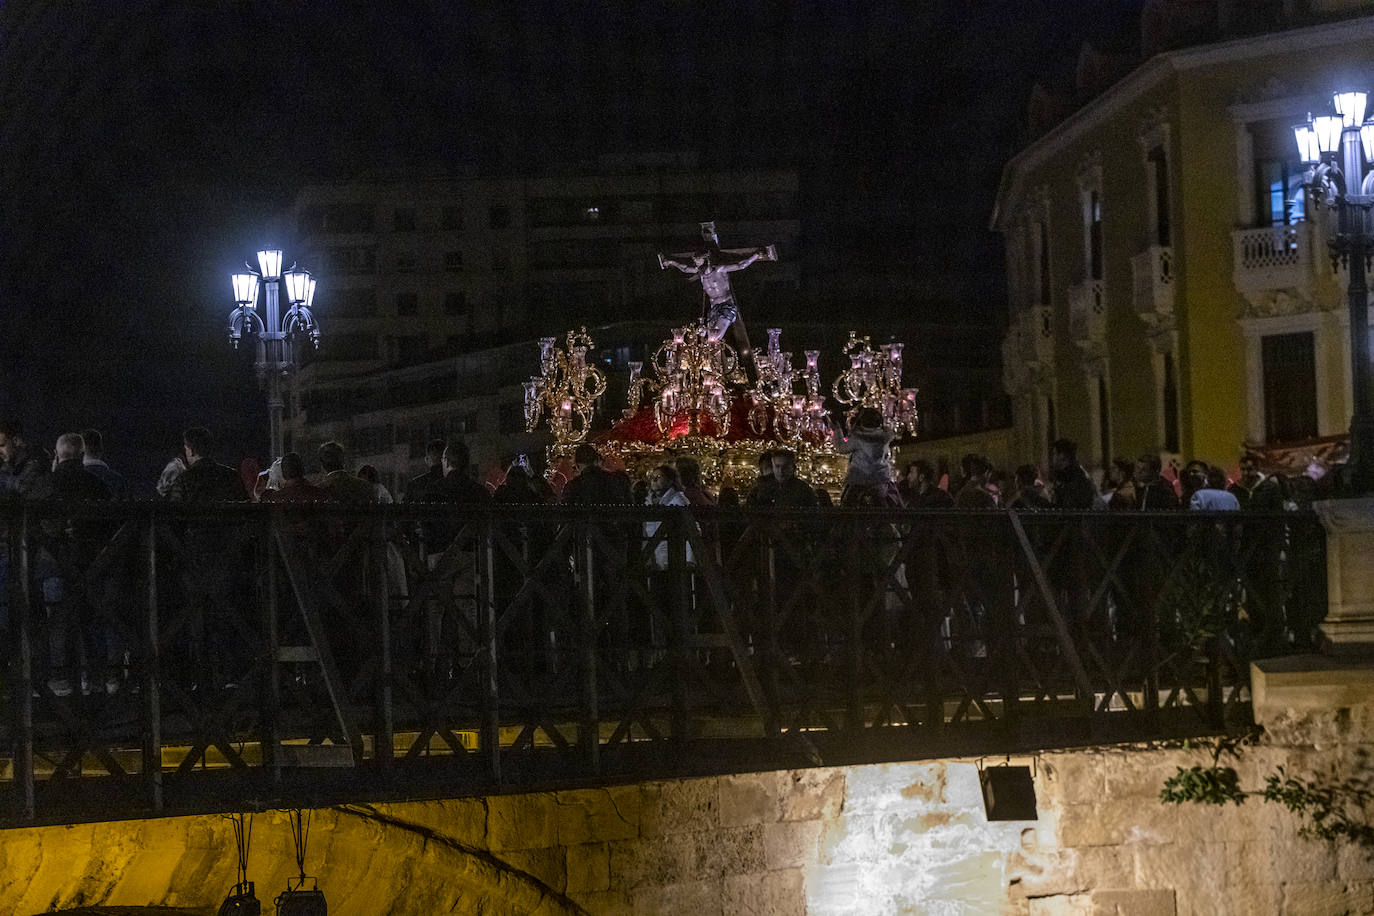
[0,500,1327,826]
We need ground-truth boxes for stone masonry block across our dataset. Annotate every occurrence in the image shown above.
[632,879,726,916]
[763,819,822,870]
[498,845,567,896]
[1089,888,1175,915]
[803,861,865,916]
[722,869,807,916]
[1056,799,1177,848]
[719,771,784,827]
[780,767,845,821]
[843,761,946,816]
[1172,880,1231,916]
[641,778,719,837]
[1339,844,1374,882]
[1064,845,1133,894]
[571,888,633,915]
[608,826,764,889]
[376,797,488,846]
[1132,842,1227,894]
[1041,751,1107,807]
[1281,881,1374,916]
[1224,841,1280,914]
[566,842,610,895]
[486,793,558,852]
[816,814,883,866]
[1104,749,1212,800]
[555,786,642,846]
[1028,896,1093,916]
[1265,819,1339,884]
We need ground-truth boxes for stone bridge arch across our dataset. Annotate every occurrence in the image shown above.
[6,801,582,916]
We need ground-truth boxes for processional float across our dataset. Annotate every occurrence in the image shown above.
[525,223,919,493]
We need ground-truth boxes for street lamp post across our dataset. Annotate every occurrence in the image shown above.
[227,249,321,459]
[1296,91,1374,494]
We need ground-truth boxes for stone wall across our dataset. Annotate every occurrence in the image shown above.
[5,702,1374,915]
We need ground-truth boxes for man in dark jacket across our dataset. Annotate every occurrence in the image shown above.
[560,444,632,506]
[166,427,247,503]
[1050,439,1097,510]
[164,426,248,689]
[79,428,130,500]
[1133,452,1180,510]
[405,439,448,503]
[30,433,111,696]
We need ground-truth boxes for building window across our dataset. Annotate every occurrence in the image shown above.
[444,251,464,272]
[444,291,467,315]
[395,292,418,316]
[1255,158,1307,227]
[393,207,417,231]
[442,205,463,231]
[332,287,379,318]
[325,246,377,275]
[489,205,510,229]
[1162,351,1180,454]
[1148,146,1171,246]
[491,247,511,271]
[1262,332,1318,442]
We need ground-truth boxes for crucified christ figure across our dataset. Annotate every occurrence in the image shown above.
[658,221,777,357]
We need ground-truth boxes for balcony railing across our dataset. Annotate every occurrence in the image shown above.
[1130,245,1175,323]
[1232,222,1316,304]
[0,501,1325,826]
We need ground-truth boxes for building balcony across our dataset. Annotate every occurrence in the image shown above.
[1130,245,1174,327]
[1232,222,1317,309]
[1068,279,1106,353]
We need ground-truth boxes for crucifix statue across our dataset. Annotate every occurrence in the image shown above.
[658,221,777,357]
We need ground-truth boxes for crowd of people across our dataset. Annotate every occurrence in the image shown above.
[0,414,1330,697]
[0,410,1332,517]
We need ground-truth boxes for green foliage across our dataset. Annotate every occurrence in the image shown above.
[1159,743,1374,850]
[1261,766,1374,846]
[1160,764,1247,806]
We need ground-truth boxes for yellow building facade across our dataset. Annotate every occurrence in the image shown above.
[994,15,1374,475]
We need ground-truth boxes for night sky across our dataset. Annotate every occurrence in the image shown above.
[0,0,1142,484]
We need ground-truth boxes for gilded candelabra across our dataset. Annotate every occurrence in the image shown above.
[748,328,828,441]
[524,327,607,444]
[831,332,918,436]
[645,323,738,437]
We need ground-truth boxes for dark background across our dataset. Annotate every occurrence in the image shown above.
[0,0,1143,485]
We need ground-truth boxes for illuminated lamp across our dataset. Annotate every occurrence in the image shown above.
[1333,90,1368,128]
[257,248,284,280]
[979,765,1038,821]
[232,272,260,308]
[305,275,317,309]
[1362,122,1374,164]
[1312,114,1344,156]
[283,265,312,305]
[1293,123,1320,165]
